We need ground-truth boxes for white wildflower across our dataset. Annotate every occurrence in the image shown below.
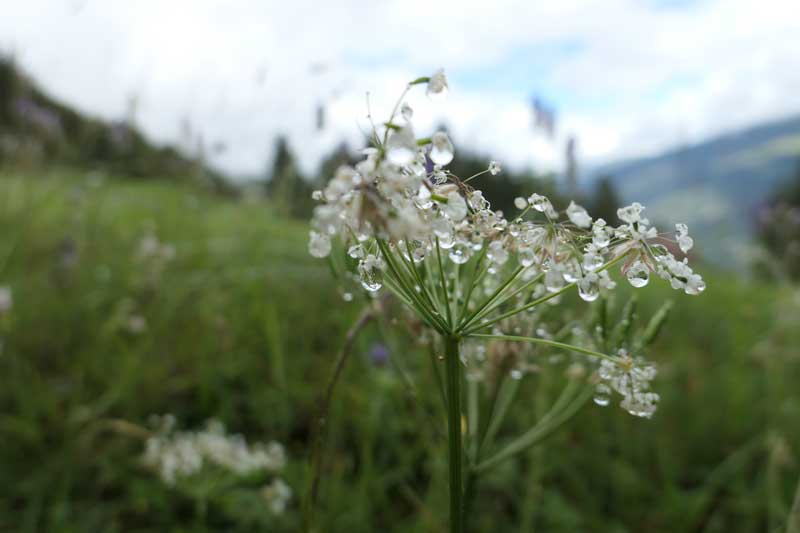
[386,124,417,166]
[426,68,449,99]
[142,418,287,486]
[401,102,413,121]
[430,131,455,166]
[308,231,331,258]
[597,351,660,418]
[676,223,694,253]
[0,286,11,315]
[262,478,292,515]
[443,190,467,221]
[566,201,592,228]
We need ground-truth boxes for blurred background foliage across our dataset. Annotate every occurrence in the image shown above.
[1,54,800,533]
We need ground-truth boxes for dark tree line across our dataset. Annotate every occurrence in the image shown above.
[755,161,800,280]
[263,136,623,222]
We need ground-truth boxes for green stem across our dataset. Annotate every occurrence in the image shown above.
[461,251,631,335]
[468,334,622,364]
[444,335,463,533]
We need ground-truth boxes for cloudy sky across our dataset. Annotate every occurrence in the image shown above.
[2,0,799,178]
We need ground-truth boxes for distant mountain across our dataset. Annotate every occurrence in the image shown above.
[588,116,800,268]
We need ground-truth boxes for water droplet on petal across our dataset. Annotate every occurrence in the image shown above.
[437,232,455,249]
[430,132,454,166]
[386,125,417,166]
[358,255,384,292]
[415,186,433,209]
[678,235,694,254]
[593,384,611,406]
[448,241,472,264]
[518,247,536,267]
[578,274,600,302]
[626,261,650,288]
[561,259,581,283]
[545,268,565,292]
[347,244,365,259]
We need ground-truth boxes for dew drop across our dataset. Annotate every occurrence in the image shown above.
[593,384,611,406]
[545,268,565,292]
[518,247,536,267]
[561,259,581,283]
[448,241,472,264]
[626,261,650,288]
[347,244,365,259]
[578,275,600,302]
[437,232,455,249]
[358,259,383,292]
[415,186,433,209]
[386,126,416,166]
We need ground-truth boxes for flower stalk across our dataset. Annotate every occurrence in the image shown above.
[307,67,705,530]
[444,335,463,533]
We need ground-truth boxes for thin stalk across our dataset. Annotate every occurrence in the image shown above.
[304,304,375,532]
[428,344,448,410]
[480,377,520,452]
[467,379,479,463]
[474,382,592,473]
[378,240,448,332]
[399,240,443,318]
[435,238,454,330]
[457,245,488,323]
[466,272,544,328]
[468,334,623,364]
[787,471,800,533]
[458,265,524,331]
[444,336,464,533]
[463,252,630,335]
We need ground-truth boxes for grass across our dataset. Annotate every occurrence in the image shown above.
[1,168,799,532]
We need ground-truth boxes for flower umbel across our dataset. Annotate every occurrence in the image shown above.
[308,70,705,413]
[307,69,706,533]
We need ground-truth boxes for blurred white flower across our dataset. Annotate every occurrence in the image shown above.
[386,124,417,166]
[676,223,694,253]
[143,417,287,486]
[566,201,592,228]
[308,231,331,258]
[426,68,448,99]
[401,102,413,121]
[126,314,147,334]
[262,478,292,515]
[430,131,454,166]
[0,286,11,315]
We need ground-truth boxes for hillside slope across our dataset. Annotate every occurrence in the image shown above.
[0,56,233,193]
[589,116,800,267]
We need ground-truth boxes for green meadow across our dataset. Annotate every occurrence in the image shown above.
[1,169,799,532]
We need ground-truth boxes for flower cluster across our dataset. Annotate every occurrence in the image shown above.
[142,415,291,514]
[138,232,176,262]
[309,71,703,304]
[595,350,659,418]
[308,69,705,418]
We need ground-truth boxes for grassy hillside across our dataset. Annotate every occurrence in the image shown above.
[0,57,233,194]
[1,169,799,532]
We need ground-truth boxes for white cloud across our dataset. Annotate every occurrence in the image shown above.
[1,0,799,178]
